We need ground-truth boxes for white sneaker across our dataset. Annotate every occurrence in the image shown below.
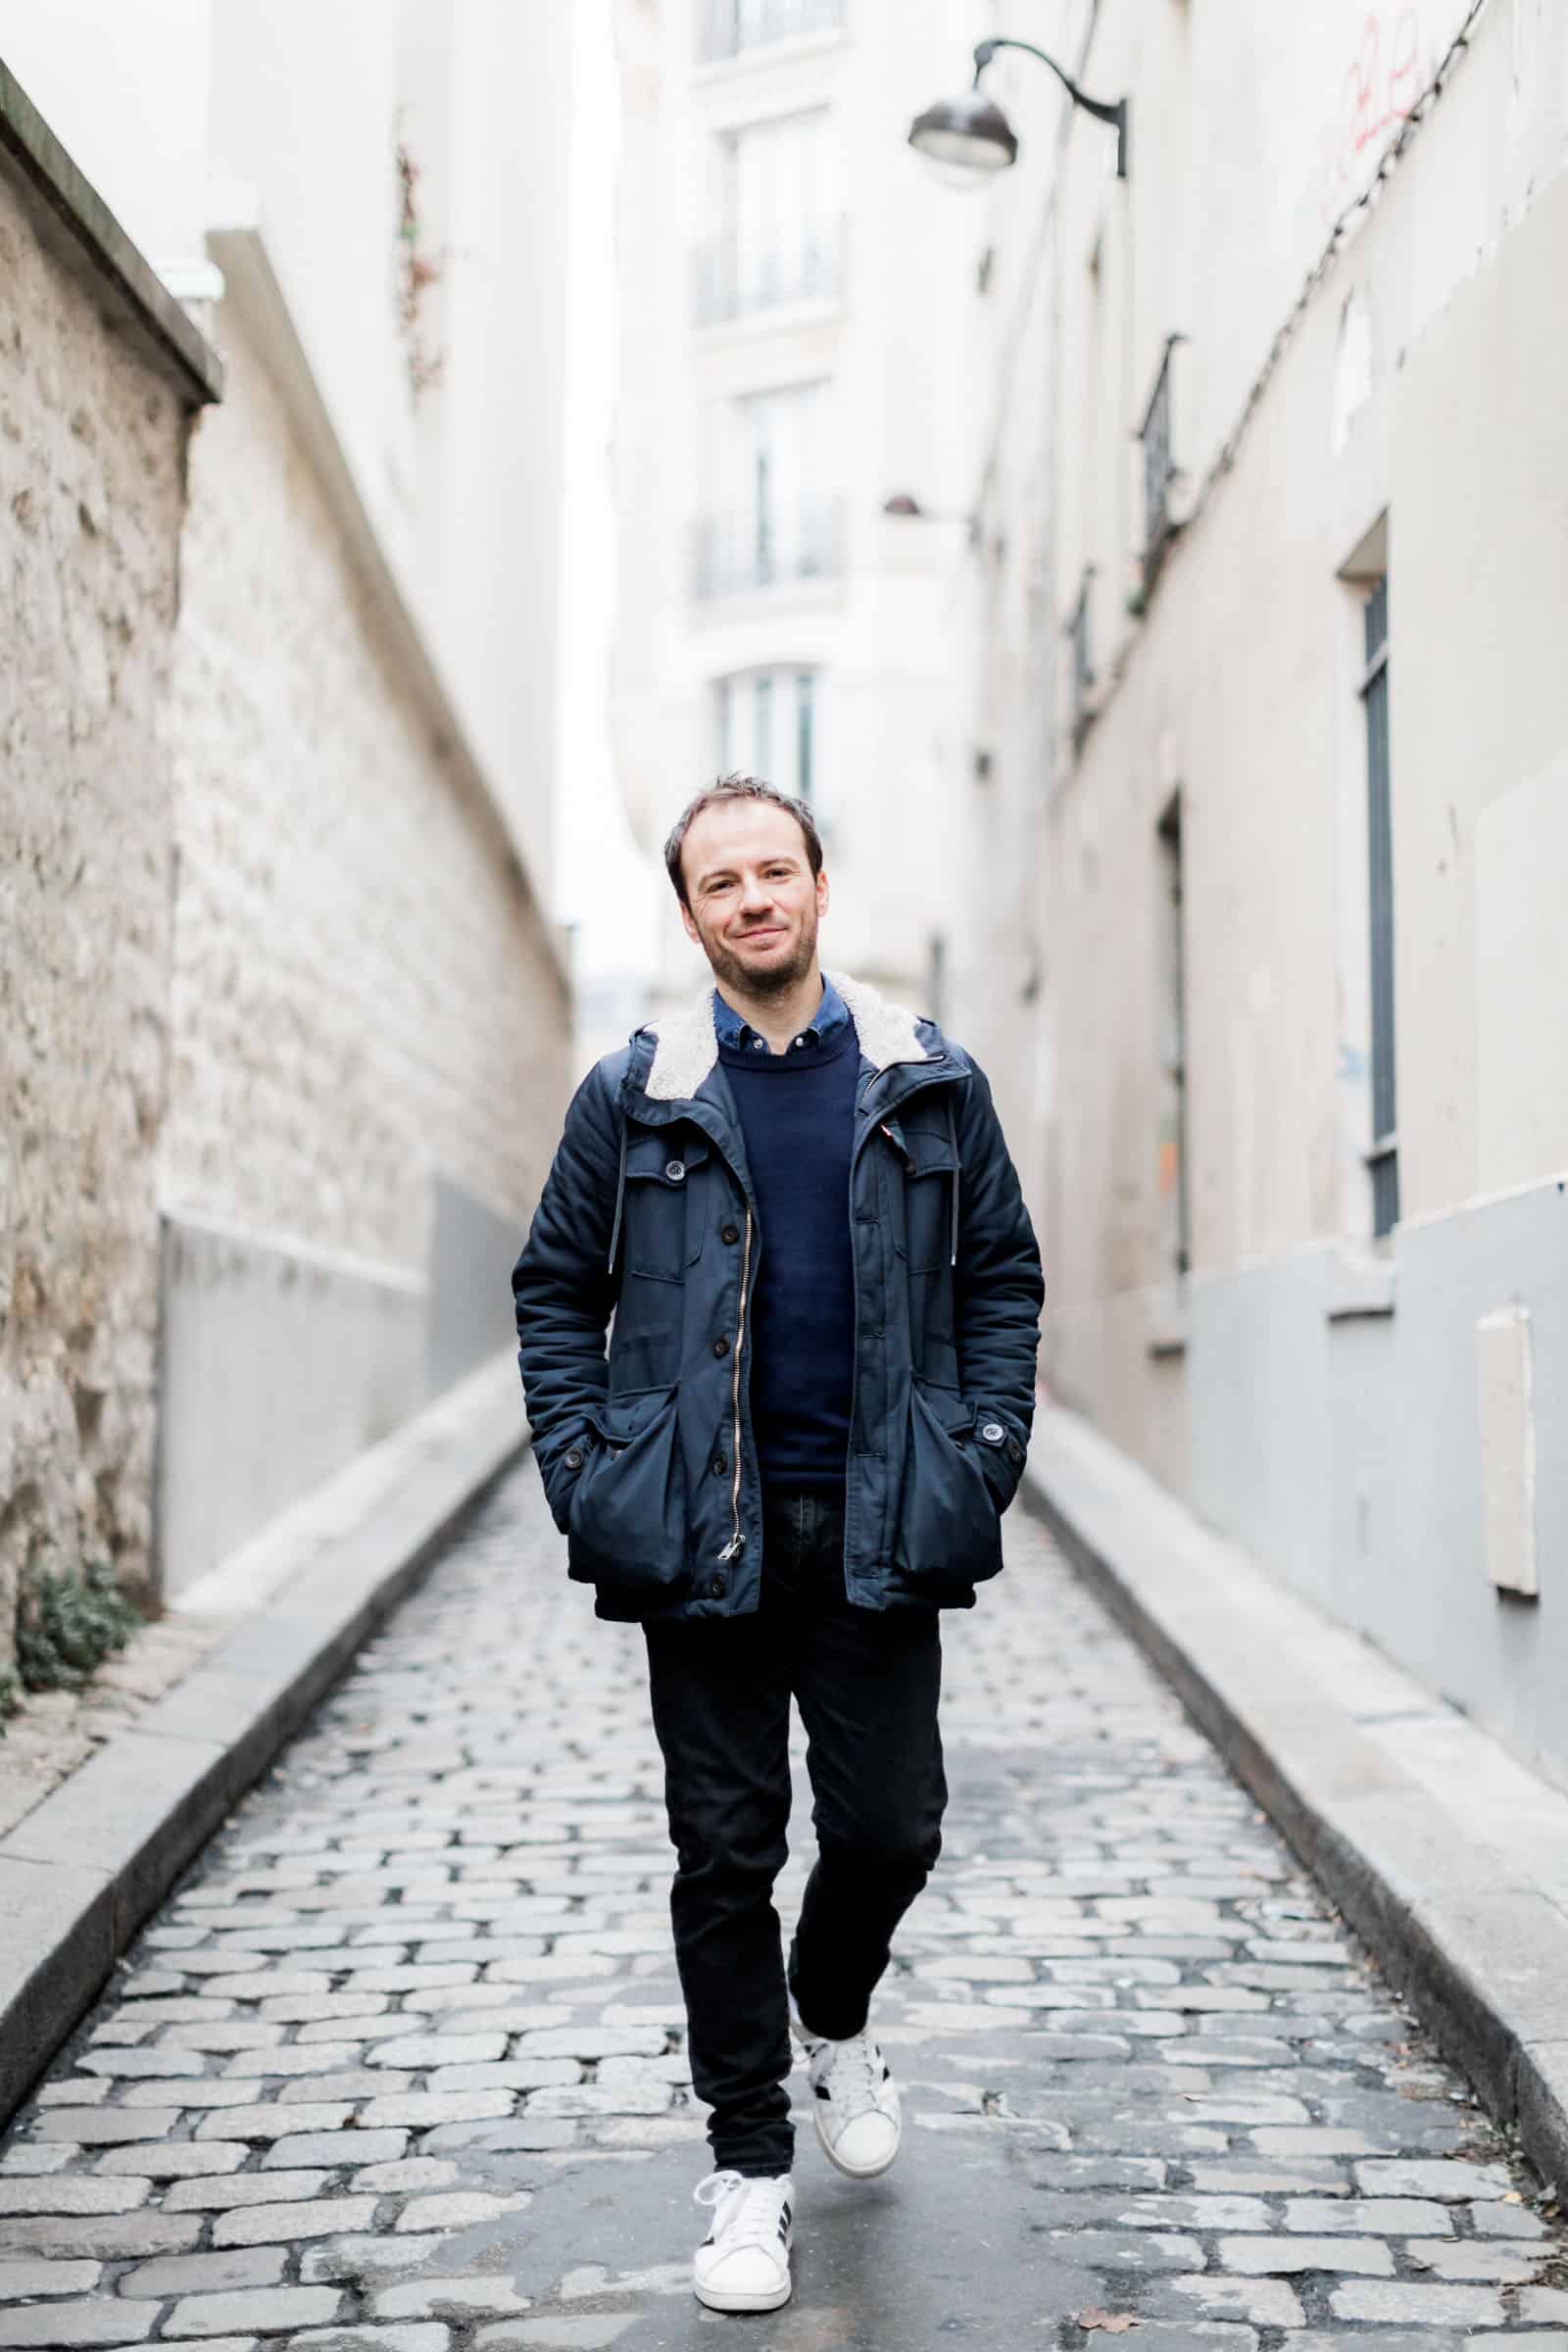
[691,2170,793,2312]
[791,1998,902,2179]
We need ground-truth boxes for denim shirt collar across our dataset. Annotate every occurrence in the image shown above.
[712,975,850,1057]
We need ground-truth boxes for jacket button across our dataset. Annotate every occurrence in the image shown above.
[720,1223,740,1245]
[1007,1439,1023,1463]
[711,1452,727,1476]
[980,1421,1005,1445]
[709,1577,725,1598]
[564,1447,583,1472]
[712,1336,730,1358]
[664,1158,686,1182]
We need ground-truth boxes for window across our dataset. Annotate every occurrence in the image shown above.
[694,381,842,598]
[1361,573,1398,1235]
[699,0,846,64]
[716,668,821,804]
[1066,564,1097,750]
[1156,793,1191,1279]
[695,110,842,324]
[1138,334,1185,599]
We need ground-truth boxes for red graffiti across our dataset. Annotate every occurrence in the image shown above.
[1344,7,1422,157]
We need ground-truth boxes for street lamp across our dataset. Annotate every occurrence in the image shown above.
[908,37,1129,186]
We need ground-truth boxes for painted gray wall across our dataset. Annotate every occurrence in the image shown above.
[426,1176,528,1403]
[1189,1174,1567,1791]
[155,1212,425,1597]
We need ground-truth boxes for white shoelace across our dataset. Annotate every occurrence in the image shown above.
[694,2169,790,2256]
[815,2031,886,2119]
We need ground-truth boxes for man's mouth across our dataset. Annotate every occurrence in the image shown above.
[737,926,787,945]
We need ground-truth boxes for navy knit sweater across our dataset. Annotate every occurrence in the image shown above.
[717,1017,859,1494]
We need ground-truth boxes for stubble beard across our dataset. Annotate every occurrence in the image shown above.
[700,899,819,1001]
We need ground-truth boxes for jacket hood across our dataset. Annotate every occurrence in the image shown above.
[636,969,942,1104]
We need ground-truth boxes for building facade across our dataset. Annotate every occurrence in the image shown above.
[610,0,979,1006]
[0,3,573,1640]
[946,0,1568,1789]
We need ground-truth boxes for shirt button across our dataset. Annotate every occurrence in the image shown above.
[712,1336,730,1358]
[564,1447,583,1472]
[709,1577,726,1598]
[711,1452,728,1476]
[720,1223,740,1245]
[664,1158,685,1182]
[752,1037,767,1053]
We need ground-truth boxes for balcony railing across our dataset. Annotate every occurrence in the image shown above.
[692,220,844,326]
[700,0,846,64]
[693,495,843,600]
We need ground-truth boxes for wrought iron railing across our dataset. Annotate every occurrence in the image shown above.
[692,219,844,326]
[700,0,846,63]
[692,495,844,600]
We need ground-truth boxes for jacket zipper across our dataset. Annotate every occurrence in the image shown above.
[715,1199,754,1563]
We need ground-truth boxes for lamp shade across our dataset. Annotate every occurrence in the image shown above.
[907,86,1018,187]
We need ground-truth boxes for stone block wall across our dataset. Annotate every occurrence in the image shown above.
[154,302,570,1591]
[0,166,190,1646]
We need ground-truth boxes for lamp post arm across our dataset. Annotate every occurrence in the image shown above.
[973,35,1129,174]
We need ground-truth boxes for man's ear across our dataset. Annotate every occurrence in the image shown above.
[815,867,830,918]
[678,897,701,945]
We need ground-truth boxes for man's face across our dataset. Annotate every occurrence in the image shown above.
[678,800,828,998]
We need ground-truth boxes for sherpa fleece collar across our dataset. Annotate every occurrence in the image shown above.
[640,970,931,1104]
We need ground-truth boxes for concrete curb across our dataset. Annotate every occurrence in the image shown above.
[1022,1397,1568,2193]
[0,1350,528,2130]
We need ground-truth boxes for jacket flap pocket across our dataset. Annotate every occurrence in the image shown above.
[904,1127,957,1177]
[625,1131,710,1185]
[585,1384,677,1447]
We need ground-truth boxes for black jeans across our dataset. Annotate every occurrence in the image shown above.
[643,1489,947,2177]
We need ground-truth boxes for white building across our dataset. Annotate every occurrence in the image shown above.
[609,0,981,1008]
[939,0,1568,1790]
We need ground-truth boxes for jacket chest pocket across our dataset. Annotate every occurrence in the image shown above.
[894,1124,958,1275]
[622,1130,710,1282]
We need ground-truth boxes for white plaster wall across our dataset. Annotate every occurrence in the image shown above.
[951,0,1568,1781]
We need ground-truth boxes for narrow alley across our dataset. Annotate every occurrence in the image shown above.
[2,1476,1560,2351]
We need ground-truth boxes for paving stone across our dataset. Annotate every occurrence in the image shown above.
[299,2235,453,2285]
[1404,2240,1547,2280]
[0,2176,151,2214]
[163,2288,347,2337]
[124,2246,288,2293]
[0,2259,101,2296]
[1151,2275,1307,2328]
[93,2142,248,2178]
[213,2196,379,2246]
[0,2304,163,2346]
[195,2102,353,2139]
[1216,2234,1394,2274]
[1328,2280,1503,2325]
[1352,2157,1515,2198]
[1521,2289,1568,2322]
[31,2109,181,2143]
[352,2160,459,2191]
[260,2131,408,2169]
[1281,2196,1451,2232]
[476,2324,634,2350]
[0,2213,201,2258]
[285,2330,450,2352]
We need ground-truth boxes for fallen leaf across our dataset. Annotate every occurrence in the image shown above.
[1077,2312,1141,2333]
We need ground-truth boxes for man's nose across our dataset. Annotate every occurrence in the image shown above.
[739,875,774,911]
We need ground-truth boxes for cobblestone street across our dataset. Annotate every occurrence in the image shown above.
[2,1464,1563,2351]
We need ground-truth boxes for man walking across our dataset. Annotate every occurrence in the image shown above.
[511,777,1043,2311]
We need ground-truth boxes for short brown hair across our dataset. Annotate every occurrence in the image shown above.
[662,773,823,907]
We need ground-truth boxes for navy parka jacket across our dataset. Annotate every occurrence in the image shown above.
[510,970,1044,1623]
